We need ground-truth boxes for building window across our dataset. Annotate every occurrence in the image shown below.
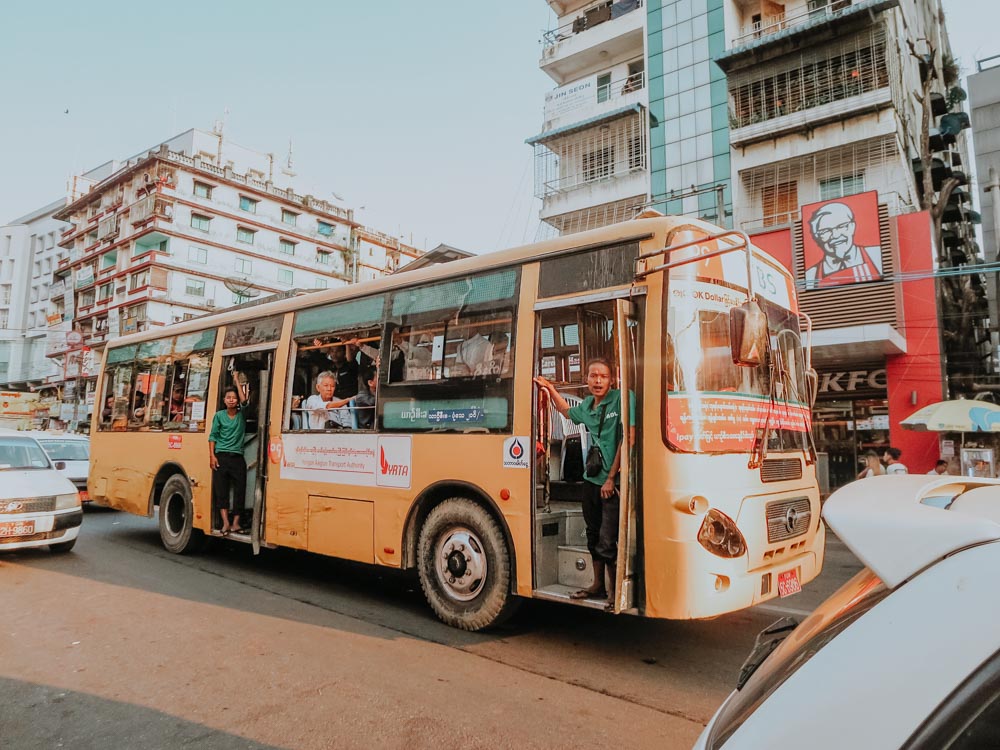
[130,270,150,291]
[282,210,298,226]
[99,283,113,301]
[597,72,612,103]
[317,221,334,236]
[628,136,644,170]
[237,227,256,245]
[236,258,252,275]
[316,249,331,265]
[239,196,258,213]
[314,278,328,289]
[100,250,118,270]
[185,278,206,297]
[193,181,213,199]
[191,213,211,232]
[819,174,865,201]
[188,246,208,264]
[279,239,296,255]
[278,268,293,285]
[762,181,799,227]
[0,310,7,328]
[583,147,614,182]
[79,290,95,307]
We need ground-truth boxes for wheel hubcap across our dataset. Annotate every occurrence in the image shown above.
[434,527,487,602]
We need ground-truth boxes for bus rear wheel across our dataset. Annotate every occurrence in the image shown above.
[158,475,205,555]
[417,497,517,631]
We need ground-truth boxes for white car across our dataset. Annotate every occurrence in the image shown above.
[695,474,1000,750]
[23,431,91,501]
[0,429,82,552]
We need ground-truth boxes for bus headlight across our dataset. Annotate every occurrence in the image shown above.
[697,509,747,558]
[55,493,82,510]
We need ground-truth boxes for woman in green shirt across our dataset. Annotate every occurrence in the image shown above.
[209,374,248,535]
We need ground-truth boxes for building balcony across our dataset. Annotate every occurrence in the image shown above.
[716,0,899,73]
[129,194,174,225]
[540,0,644,84]
[730,86,891,148]
[539,167,648,223]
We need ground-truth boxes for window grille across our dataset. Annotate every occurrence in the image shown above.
[532,112,646,198]
[728,25,889,130]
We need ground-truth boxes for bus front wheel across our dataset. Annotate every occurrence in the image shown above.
[158,475,205,555]
[417,497,517,631]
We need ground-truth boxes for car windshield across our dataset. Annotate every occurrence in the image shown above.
[704,568,889,748]
[0,437,53,470]
[38,440,90,461]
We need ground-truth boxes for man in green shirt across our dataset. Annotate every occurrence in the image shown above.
[209,371,248,535]
[535,358,635,605]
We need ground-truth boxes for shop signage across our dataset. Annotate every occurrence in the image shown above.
[802,190,882,290]
[817,368,887,396]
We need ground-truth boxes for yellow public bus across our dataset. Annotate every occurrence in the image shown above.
[89,214,825,630]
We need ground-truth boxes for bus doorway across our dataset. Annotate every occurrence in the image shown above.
[219,348,273,554]
[531,296,641,611]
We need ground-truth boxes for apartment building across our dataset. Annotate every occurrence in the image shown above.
[0,159,119,390]
[531,0,650,236]
[41,128,421,427]
[532,0,987,491]
[969,54,1000,358]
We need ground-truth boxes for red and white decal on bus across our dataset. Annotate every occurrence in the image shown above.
[667,394,811,453]
[280,434,412,489]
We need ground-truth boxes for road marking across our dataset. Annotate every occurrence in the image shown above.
[754,602,813,618]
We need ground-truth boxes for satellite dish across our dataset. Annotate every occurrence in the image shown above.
[223,276,261,298]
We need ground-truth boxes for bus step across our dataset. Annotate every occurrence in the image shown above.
[557,544,593,589]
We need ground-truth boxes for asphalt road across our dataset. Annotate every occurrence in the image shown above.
[0,507,862,750]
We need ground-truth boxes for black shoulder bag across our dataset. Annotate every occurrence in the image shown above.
[584,403,607,478]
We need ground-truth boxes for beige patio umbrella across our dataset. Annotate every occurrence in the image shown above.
[901,399,1000,433]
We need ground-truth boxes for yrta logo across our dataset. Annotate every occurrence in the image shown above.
[503,437,530,469]
[376,437,412,488]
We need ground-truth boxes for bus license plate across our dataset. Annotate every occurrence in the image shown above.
[777,569,801,597]
[0,520,35,538]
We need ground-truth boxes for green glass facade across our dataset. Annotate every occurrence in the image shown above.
[647,0,733,226]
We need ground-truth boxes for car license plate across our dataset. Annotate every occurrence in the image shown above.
[777,569,801,597]
[0,520,35,538]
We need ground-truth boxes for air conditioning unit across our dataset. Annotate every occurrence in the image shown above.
[206,298,216,308]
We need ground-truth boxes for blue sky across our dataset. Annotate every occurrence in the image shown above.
[0,1,993,254]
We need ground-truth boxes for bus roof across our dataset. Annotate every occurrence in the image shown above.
[106,214,793,349]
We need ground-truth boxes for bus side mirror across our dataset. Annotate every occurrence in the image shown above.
[730,300,768,368]
[54,461,67,470]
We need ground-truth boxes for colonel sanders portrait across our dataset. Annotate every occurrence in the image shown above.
[804,201,882,290]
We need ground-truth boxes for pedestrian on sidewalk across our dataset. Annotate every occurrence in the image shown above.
[882,447,908,475]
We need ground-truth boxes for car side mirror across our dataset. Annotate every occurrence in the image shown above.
[55,461,67,470]
[730,300,768,368]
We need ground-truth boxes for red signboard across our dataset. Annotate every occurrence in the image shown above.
[801,190,882,289]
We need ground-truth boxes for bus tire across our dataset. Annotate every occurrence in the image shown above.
[49,538,77,553]
[158,475,205,555]
[417,497,517,631]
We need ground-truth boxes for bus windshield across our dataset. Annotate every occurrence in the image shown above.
[665,277,811,455]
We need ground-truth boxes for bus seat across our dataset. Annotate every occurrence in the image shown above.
[341,398,359,430]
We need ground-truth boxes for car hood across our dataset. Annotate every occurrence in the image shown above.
[0,469,78,498]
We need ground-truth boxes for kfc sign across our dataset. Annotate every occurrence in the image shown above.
[802,191,882,290]
[818,368,887,396]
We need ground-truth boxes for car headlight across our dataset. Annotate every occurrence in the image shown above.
[55,492,81,510]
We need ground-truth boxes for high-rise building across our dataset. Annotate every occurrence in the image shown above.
[531,0,650,236]
[969,54,1000,364]
[6,128,422,426]
[531,0,988,491]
